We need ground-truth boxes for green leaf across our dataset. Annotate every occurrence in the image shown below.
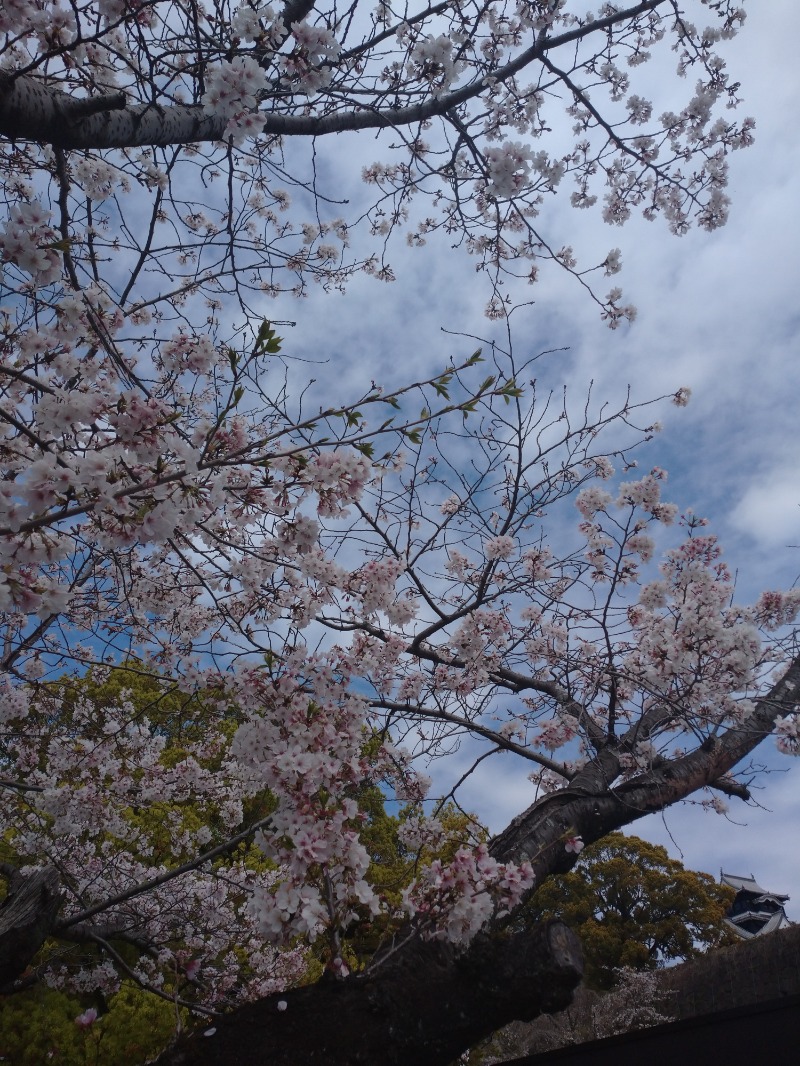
[500,380,524,404]
[254,320,283,356]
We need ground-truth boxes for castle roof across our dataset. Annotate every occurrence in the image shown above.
[720,872,789,903]
[721,871,791,939]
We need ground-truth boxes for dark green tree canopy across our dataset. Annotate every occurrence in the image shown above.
[526,833,736,988]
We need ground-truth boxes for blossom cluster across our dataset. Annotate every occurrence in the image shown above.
[281,21,342,94]
[228,651,388,945]
[402,844,536,945]
[202,56,269,143]
[0,199,62,283]
[409,34,459,94]
[231,2,286,46]
[484,143,565,200]
[775,714,800,756]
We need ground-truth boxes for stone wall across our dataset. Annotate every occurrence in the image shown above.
[659,921,800,1018]
[466,921,800,1063]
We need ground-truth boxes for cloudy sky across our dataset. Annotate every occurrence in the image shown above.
[267,3,800,915]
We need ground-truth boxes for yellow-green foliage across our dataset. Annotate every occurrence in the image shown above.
[0,983,180,1065]
[18,663,272,865]
[38,661,243,754]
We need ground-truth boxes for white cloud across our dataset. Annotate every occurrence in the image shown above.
[731,470,800,550]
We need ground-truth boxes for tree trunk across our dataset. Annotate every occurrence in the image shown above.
[0,866,62,989]
[157,921,583,1066]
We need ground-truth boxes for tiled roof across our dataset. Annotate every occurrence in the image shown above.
[720,871,789,902]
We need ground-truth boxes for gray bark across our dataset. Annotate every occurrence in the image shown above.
[0,866,62,989]
[0,2,667,150]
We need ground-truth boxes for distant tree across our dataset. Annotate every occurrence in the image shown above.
[525,832,737,988]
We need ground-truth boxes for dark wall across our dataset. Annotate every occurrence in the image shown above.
[659,922,800,1018]
[502,994,800,1066]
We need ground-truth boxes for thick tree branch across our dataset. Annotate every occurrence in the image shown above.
[0,2,669,149]
[155,920,583,1066]
[0,867,63,989]
[490,654,800,868]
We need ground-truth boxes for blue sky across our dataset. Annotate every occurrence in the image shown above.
[259,3,800,914]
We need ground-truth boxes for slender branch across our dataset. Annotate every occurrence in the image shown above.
[84,931,220,1018]
[55,815,273,932]
[372,698,572,777]
[0,779,46,794]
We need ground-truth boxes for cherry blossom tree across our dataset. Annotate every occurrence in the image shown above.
[2,2,799,1064]
[1,315,797,1061]
[1,0,753,321]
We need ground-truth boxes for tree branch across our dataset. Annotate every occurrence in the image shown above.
[155,920,583,1066]
[372,697,573,776]
[0,2,669,149]
[490,654,800,868]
